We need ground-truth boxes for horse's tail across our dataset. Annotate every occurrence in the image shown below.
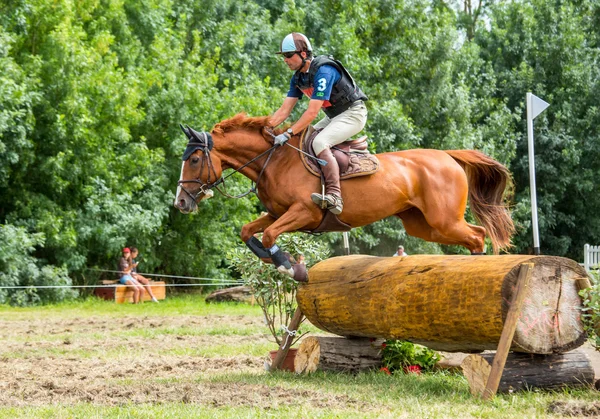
[445,150,515,254]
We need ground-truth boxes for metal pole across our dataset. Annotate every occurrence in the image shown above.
[526,92,541,255]
[343,231,350,255]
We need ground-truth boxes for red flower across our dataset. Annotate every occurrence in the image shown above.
[380,367,391,375]
[404,365,422,375]
[381,343,387,349]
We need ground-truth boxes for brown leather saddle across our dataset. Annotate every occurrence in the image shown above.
[299,126,379,179]
[288,126,379,233]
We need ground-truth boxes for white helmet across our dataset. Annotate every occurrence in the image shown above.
[277,33,312,54]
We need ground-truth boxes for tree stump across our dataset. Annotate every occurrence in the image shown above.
[461,350,595,394]
[205,286,254,304]
[297,255,589,354]
[294,336,384,374]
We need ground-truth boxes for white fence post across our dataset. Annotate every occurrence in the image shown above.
[584,244,600,273]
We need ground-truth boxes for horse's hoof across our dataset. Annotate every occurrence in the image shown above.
[276,265,295,277]
[292,263,308,282]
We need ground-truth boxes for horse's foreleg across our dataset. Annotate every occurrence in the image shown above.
[240,213,277,242]
[261,206,319,282]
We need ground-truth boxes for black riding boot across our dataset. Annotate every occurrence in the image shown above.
[310,148,344,215]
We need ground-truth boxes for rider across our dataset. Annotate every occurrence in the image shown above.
[269,33,368,215]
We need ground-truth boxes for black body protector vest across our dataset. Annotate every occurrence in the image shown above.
[293,55,368,119]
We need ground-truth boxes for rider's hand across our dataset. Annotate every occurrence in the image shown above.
[274,132,290,146]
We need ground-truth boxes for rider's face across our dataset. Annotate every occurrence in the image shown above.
[283,52,305,71]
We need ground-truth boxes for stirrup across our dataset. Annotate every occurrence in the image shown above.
[310,193,344,215]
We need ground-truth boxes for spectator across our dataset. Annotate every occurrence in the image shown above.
[130,247,159,303]
[118,247,145,304]
[393,245,408,257]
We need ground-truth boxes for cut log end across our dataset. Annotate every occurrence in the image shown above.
[294,336,320,374]
[461,354,491,397]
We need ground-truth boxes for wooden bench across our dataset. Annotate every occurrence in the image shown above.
[94,280,166,303]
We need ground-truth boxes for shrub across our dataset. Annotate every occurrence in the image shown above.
[0,224,77,306]
[227,233,329,346]
[381,340,440,373]
[580,271,600,349]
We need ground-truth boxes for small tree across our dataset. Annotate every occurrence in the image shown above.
[227,234,330,346]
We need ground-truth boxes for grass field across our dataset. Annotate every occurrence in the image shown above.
[0,295,598,418]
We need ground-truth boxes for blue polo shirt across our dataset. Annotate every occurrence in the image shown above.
[287,65,341,106]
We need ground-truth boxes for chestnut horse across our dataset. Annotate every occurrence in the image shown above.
[175,114,514,281]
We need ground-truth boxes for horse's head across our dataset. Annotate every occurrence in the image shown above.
[175,124,223,213]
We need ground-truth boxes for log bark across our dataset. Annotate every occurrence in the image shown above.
[297,255,589,354]
[294,336,384,374]
[462,350,595,394]
[205,286,254,304]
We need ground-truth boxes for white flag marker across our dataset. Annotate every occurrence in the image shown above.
[526,92,550,256]
[531,94,550,119]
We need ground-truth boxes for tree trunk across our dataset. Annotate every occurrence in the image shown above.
[205,286,254,304]
[294,336,384,374]
[461,350,595,394]
[297,255,590,354]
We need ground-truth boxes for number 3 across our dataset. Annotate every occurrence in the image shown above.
[317,78,327,91]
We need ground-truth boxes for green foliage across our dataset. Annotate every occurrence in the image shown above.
[227,234,329,345]
[0,224,77,306]
[381,340,441,373]
[1,0,599,305]
[476,0,600,258]
[580,271,600,350]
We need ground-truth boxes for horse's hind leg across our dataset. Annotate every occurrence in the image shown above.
[398,207,486,254]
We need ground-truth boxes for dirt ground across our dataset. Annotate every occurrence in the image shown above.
[1,312,599,411]
[0,314,367,409]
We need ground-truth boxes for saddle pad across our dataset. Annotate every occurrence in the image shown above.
[299,126,379,180]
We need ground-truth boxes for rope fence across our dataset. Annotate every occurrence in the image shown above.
[0,268,244,290]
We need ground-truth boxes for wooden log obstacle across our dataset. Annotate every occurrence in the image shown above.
[297,255,588,353]
[295,255,594,397]
[94,280,166,303]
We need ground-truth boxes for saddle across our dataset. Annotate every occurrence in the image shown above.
[299,126,379,179]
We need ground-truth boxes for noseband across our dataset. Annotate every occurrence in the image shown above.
[178,124,279,201]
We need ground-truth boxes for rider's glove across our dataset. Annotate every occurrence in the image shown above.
[274,132,291,147]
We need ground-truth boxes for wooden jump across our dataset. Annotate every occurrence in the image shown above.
[292,256,594,397]
[297,255,589,354]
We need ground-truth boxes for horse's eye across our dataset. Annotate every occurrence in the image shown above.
[191,156,200,164]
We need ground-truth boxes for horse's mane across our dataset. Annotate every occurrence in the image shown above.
[212,113,272,136]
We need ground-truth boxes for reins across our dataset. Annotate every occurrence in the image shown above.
[178,128,280,200]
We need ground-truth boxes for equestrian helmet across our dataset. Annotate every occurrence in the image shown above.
[277,33,313,54]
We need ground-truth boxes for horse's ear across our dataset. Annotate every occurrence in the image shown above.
[180,124,191,139]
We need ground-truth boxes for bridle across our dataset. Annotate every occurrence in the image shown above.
[177,125,280,201]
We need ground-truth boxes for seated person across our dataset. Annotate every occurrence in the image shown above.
[118,247,145,304]
[130,247,159,303]
[393,245,408,257]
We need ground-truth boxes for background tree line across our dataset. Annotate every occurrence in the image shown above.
[1,0,599,304]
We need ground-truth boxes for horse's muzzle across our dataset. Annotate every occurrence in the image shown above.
[175,197,197,214]
[175,189,213,213]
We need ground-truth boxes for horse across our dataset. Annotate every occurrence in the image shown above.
[175,113,514,281]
